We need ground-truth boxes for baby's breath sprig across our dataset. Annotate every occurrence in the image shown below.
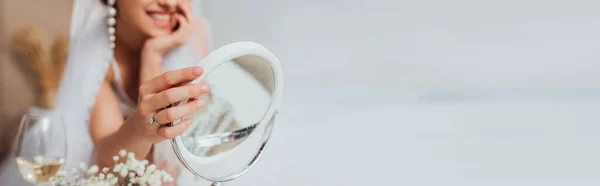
[50,149,174,186]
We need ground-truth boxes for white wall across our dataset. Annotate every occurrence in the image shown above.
[202,0,600,91]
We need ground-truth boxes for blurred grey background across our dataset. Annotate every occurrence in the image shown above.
[200,0,600,185]
[204,0,600,89]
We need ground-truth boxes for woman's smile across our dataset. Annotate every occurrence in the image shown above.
[146,11,175,29]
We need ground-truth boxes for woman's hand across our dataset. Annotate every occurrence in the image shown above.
[142,1,196,61]
[126,66,209,144]
[140,0,196,85]
[134,2,201,142]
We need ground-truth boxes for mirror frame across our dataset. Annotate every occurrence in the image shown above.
[170,41,283,183]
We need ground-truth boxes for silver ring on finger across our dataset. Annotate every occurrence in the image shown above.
[149,113,161,126]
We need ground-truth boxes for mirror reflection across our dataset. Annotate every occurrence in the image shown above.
[181,56,274,158]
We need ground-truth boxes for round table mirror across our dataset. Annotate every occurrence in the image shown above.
[171,42,283,185]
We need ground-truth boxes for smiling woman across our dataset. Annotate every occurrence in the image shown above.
[88,0,212,174]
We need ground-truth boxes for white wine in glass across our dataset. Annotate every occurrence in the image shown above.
[14,114,67,185]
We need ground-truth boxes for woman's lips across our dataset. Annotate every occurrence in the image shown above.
[148,12,173,29]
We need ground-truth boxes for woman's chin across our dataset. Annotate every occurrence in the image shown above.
[148,29,174,38]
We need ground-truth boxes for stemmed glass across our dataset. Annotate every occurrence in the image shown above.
[14,114,67,185]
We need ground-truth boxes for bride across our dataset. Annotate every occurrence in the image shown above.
[84,0,211,171]
[1,0,212,185]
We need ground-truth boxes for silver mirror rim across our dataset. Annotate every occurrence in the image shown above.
[170,41,283,182]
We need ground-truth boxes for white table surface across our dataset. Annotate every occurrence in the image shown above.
[2,86,598,186]
[218,86,600,186]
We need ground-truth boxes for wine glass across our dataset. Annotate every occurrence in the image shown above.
[14,114,67,185]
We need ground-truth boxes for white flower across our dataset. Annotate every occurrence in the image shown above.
[50,149,174,186]
[109,177,118,185]
[147,164,157,173]
[119,168,129,178]
[140,174,150,184]
[119,149,127,157]
[87,165,99,176]
[135,167,145,176]
[113,163,122,172]
[127,152,136,160]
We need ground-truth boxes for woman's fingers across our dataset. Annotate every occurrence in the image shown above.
[142,82,209,113]
[141,13,195,56]
[178,0,195,23]
[155,14,193,51]
[172,14,194,45]
[158,118,193,139]
[141,66,204,94]
[153,99,206,125]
